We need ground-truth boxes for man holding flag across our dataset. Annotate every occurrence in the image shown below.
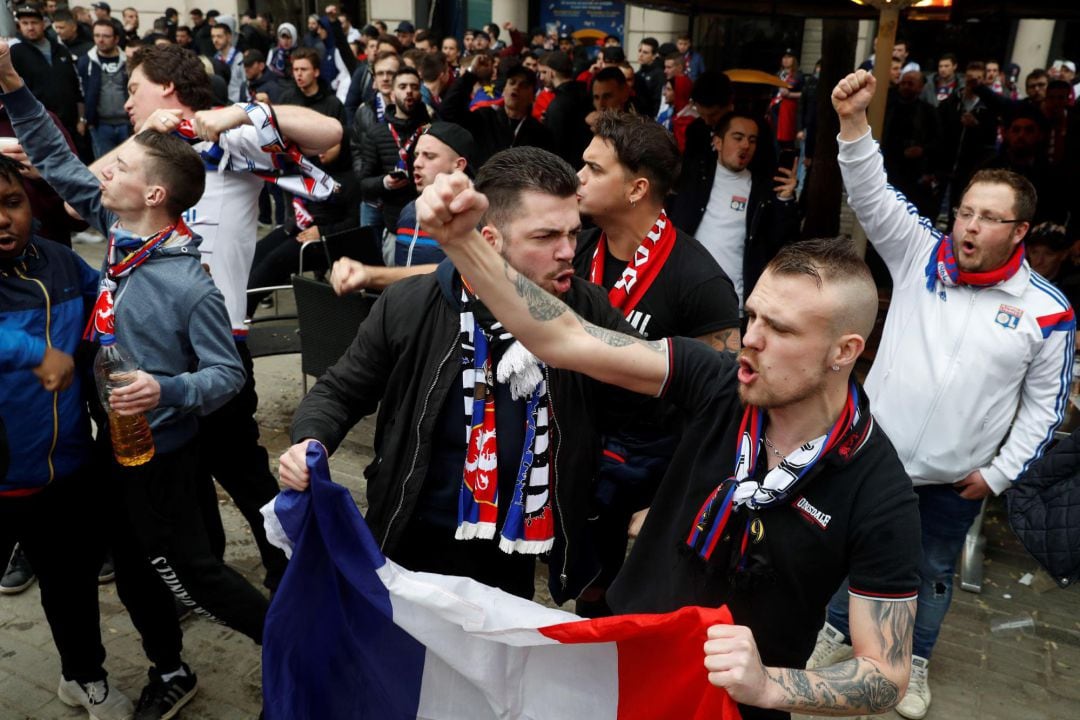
[414,172,921,718]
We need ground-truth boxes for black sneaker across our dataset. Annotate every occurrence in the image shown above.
[134,664,197,720]
[0,544,35,595]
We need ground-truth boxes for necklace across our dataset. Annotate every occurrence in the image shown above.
[763,433,787,460]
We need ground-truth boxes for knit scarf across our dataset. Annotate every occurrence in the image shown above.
[924,235,1025,292]
[83,219,195,341]
[457,289,554,554]
[686,381,866,565]
[173,102,339,202]
[588,210,677,315]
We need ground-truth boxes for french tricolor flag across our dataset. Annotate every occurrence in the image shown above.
[261,443,742,720]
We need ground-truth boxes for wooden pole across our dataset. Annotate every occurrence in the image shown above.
[868,5,901,139]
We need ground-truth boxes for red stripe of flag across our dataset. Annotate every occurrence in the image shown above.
[539,606,742,720]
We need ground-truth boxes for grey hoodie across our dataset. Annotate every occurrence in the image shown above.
[2,84,244,453]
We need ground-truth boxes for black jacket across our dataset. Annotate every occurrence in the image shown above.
[11,37,82,133]
[1008,429,1080,588]
[357,104,431,232]
[291,262,638,604]
[248,69,287,104]
[541,79,592,169]
[667,122,800,300]
[635,61,665,119]
[439,70,554,169]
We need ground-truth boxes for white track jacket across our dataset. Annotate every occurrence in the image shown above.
[839,129,1075,495]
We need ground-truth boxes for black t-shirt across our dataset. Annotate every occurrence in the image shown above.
[608,338,920,673]
[573,226,739,340]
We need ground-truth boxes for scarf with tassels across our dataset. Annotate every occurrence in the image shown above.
[686,381,868,567]
[173,102,340,202]
[83,220,196,341]
[924,235,1025,292]
[457,286,555,554]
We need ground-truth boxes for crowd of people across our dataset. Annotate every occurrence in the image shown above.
[0,3,1077,720]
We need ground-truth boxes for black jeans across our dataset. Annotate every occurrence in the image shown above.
[111,441,268,669]
[0,468,107,683]
[198,341,288,590]
[245,227,330,317]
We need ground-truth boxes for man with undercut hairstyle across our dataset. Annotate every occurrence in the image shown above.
[279,146,643,607]
[813,68,1074,720]
[571,111,739,616]
[419,168,921,719]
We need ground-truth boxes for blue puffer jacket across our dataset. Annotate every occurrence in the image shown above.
[0,238,99,492]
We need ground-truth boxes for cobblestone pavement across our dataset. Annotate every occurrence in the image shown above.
[2,238,1077,719]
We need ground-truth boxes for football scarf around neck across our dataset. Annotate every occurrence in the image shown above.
[924,235,1025,292]
[83,220,195,341]
[588,210,677,315]
[388,121,429,171]
[457,288,555,554]
[173,102,339,201]
[686,381,865,565]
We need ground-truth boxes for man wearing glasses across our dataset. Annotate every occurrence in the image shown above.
[810,69,1074,720]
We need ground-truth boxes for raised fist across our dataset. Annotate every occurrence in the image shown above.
[415,172,489,251]
[831,69,876,118]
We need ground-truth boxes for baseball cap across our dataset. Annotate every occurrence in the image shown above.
[541,51,572,77]
[90,1,111,12]
[15,4,44,19]
[602,47,626,64]
[395,21,415,34]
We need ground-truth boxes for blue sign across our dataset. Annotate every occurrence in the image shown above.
[541,1,625,45]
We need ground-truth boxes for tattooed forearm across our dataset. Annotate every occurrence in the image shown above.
[503,260,568,321]
[767,658,901,716]
[579,318,666,352]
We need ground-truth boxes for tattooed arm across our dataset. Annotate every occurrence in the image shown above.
[704,596,915,716]
[416,172,670,396]
[696,327,741,353]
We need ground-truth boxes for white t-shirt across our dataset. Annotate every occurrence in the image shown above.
[182,126,265,335]
[695,164,752,302]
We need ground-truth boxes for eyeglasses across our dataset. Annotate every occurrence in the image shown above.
[954,208,1021,226]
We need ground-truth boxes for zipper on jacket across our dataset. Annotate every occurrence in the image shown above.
[545,366,573,589]
[381,336,458,551]
[902,290,977,467]
[14,267,57,483]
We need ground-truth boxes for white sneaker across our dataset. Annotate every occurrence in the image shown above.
[806,621,854,669]
[895,655,932,719]
[58,676,134,720]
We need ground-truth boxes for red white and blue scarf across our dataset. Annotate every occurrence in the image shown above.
[924,235,1025,292]
[173,102,339,202]
[686,381,865,565]
[83,220,195,341]
[457,289,555,554]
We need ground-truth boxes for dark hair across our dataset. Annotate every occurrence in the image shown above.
[965,61,985,73]
[376,33,403,53]
[1048,79,1072,93]
[939,52,957,64]
[484,23,499,40]
[132,131,206,218]
[594,111,680,202]
[475,147,579,233]
[1027,68,1049,82]
[663,51,682,65]
[639,37,658,53]
[767,237,872,290]
[176,25,191,35]
[394,66,420,83]
[419,51,447,82]
[403,48,426,66]
[290,46,321,69]
[212,21,231,35]
[0,153,26,187]
[593,66,626,86]
[715,111,759,138]
[691,70,733,109]
[361,24,380,40]
[474,30,490,43]
[415,29,434,44]
[130,45,215,111]
[92,18,117,36]
[441,36,459,50]
[52,8,74,22]
[677,33,691,42]
[963,169,1037,222]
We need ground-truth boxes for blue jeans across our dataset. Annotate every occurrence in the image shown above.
[825,483,983,659]
[89,123,130,160]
